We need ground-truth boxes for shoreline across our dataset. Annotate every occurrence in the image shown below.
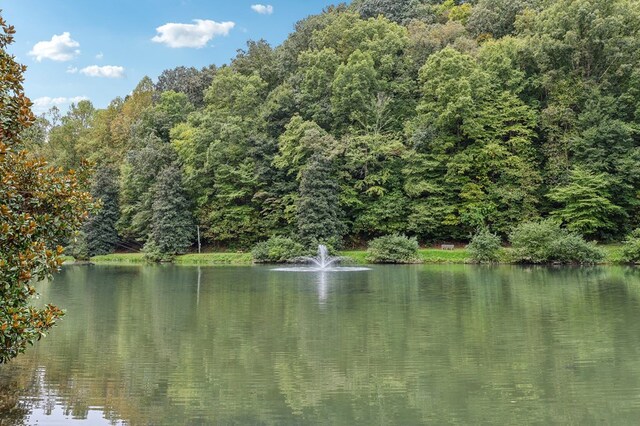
[64,245,625,266]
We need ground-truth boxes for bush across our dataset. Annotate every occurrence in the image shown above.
[66,231,90,262]
[252,236,306,263]
[509,219,603,264]
[467,229,502,263]
[143,240,175,263]
[620,229,640,263]
[366,234,420,264]
[549,234,604,264]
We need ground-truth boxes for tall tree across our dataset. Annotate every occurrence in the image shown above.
[154,65,216,108]
[85,165,120,256]
[118,135,176,244]
[547,167,624,239]
[296,154,346,247]
[145,164,194,260]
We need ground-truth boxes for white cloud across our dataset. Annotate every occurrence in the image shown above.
[28,32,80,62]
[66,66,78,74]
[96,52,104,60]
[151,19,235,48]
[79,65,125,78]
[31,96,89,113]
[251,4,274,15]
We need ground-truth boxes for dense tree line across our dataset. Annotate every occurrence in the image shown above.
[24,0,640,256]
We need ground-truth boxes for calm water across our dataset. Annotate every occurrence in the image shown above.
[2,264,640,424]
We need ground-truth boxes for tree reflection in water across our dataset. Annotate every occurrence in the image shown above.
[1,265,640,424]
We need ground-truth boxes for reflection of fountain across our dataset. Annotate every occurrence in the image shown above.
[317,270,328,303]
[272,245,370,272]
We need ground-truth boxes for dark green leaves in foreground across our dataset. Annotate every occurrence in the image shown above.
[0,15,93,363]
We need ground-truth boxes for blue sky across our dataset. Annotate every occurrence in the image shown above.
[3,0,349,114]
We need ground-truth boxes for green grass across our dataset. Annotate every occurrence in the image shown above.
[86,252,253,265]
[174,252,253,265]
[340,248,470,264]
[419,248,469,263]
[90,253,146,264]
[85,249,472,265]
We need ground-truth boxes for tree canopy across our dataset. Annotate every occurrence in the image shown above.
[27,0,640,254]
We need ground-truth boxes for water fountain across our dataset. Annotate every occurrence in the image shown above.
[272,244,370,272]
[300,244,342,268]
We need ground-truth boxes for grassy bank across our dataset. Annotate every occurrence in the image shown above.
[84,247,471,266]
[86,252,253,265]
[341,248,469,265]
[68,244,624,266]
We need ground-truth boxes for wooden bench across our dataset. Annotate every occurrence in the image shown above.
[441,244,455,250]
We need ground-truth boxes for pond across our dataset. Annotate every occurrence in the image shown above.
[2,264,640,424]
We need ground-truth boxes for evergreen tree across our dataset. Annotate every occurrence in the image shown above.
[84,166,120,256]
[145,164,194,260]
[296,154,346,248]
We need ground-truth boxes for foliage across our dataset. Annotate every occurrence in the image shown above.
[366,234,420,264]
[353,0,423,24]
[21,0,640,251]
[296,154,346,248]
[467,0,539,38]
[0,16,93,363]
[509,220,604,264]
[118,135,175,242]
[620,229,640,264]
[154,65,217,107]
[84,165,119,256]
[251,236,306,263]
[547,167,624,239]
[144,164,194,262]
[66,230,90,261]
[467,229,502,263]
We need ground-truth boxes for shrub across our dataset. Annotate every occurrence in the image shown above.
[620,229,640,263]
[467,229,502,263]
[509,219,604,264]
[252,236,306,263]
[66,231,90,262]
[366,234,420,264]
[549,234,604,264]
[143,240,175,263]
[509,219,558,264]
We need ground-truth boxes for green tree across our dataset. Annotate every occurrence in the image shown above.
[45,100,95,170]
[232,39,280,89]
[408,47,540,236]
[118,135,176,243]
[84,165,120,256]
[144,164,194,261]
[296,48,341,129]
[547,167,624,238]
[331,49,378,132]
[0,16,93,362]
[145,90,194,142]
[154,65,217,107]
[353,0,423,24]
[296,154,346,248]
[467,0,539,38]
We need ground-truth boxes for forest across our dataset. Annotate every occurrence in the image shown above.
[21,0,640,258]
